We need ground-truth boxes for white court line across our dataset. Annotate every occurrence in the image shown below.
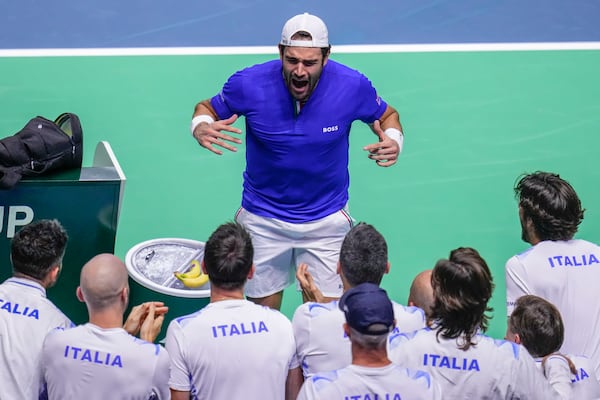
[1,42,600,57]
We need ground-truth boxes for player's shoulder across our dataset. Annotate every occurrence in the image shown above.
[131,336,169,358]
[253,302,294,325]
[169,307,206,329]
[392,302,426,321]
[293,300,339,319]
[235,59,281,78]
[475,334,524,361]
[394,365,438,391]
[389,326,432,349]
[305,368,341,388]
[570,238,600,250]
[43,323,82,345]
[324,59,367,78]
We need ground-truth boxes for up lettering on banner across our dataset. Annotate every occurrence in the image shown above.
[0,206,34,238]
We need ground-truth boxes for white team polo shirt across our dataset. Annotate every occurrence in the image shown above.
[41,323,170,399]
[389,328,570,399]
[293,299,426,377]
[166,299,298,400]
[297,363,442,400]
[506,239,600,378]
[0,277,72,400]
[536,354,600,399]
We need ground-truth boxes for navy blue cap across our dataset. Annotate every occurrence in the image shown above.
[339,283,394,335]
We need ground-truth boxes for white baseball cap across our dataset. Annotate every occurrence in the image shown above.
[280,13,329,48]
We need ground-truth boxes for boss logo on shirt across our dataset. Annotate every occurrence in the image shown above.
[322,125,339,133]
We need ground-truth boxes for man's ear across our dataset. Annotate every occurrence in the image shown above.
[201,260,208,275]
[322,47,331,66]
[76,286,85,302]
[278,44,286,60]
[514,333,521,345]
[336,261,341,275]
[48,265,60,283]
[247,264,255,280]
[343,323,351,338]
[385,262,391,274]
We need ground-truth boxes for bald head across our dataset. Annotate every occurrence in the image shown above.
[408,269,434,317]
[79,253,129,312]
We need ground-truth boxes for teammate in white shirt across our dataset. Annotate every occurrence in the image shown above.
[297,283,441,400]
[506,171,600,379]
[0,219,74,400]
[40,253,170,400]
[389,247,572,399]
[507,294,600,399]
[293,223,426,378]
[165,222,302,400]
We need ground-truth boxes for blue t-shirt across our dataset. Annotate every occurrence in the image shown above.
[211,59,387,223]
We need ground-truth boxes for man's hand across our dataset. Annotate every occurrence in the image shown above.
[192,114,243,155]
[296,263,325,303]
[140,302,167,343]
[364,120,399,167]
[123,301,168,341]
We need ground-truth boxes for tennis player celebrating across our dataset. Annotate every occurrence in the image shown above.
[190,13,405,310]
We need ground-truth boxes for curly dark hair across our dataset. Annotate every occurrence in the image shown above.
[515,171,584,241]
[11,219,68,281]
[430,247,494,351]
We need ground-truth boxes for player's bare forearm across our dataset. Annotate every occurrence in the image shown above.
[193,99,218,120]
[377,105,402,133]
[170,389,191,400]
[286,367,304,400]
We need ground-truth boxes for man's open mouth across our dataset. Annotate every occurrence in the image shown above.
[292,79,308,89]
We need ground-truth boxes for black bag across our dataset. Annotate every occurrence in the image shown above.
[0,113,83,189]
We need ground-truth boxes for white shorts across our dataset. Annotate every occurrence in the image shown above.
[235,206,354,298]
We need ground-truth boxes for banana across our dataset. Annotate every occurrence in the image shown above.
[176,260,201,279]
[174,271,209,288]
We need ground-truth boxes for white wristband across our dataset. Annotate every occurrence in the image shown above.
[190,115,215,136]
[384,128,404,154]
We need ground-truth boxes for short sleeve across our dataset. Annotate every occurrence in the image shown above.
[210,69,249,120]
[296,378,317,400]
[291,304,311,373]
[164,320,191,392]
[505,256,530,316]
[152,346,172,399]
[355,73,388,124]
